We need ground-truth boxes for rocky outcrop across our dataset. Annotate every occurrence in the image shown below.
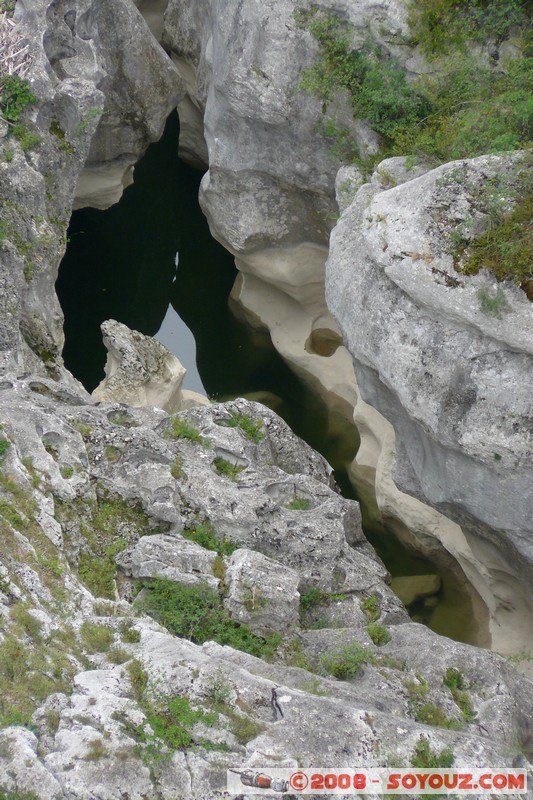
[92,319,208,411]
[326,153,533,662]
[0,381,531,798]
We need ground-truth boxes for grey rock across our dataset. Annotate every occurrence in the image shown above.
[224,548,300,637]
[93,319,203,412]
[327,152,533,614]
[119,532,219,589]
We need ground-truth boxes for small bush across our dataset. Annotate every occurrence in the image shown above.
[80,622,113,653]
[126,659,148,702]
[182,522,237,556]
[0,75,37,122]
[10,604,42,642]
[12,125,41,152]
[443,668,475,720]
[120,621,141,644]
[108,648,130,665]
[170,456,184,479]
[227,713,265,745]
[0,438,10,465]
[366,623,391,646]
[84,738,107,761]
[135,695,217,754]
[205,670,232,707]
[415,702,463,729]
[411,735,454,768]
[213,456,243,480]
[226,413,265,442]
[59,464,73,479]
[320,642,368,679]
[476,287,509,318]
[361,595,380,621]
[139,579,280,660]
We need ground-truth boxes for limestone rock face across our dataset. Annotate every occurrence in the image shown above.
[0,0,180,375]
[117,532,219,589]
[326,153,533,641]
[92,319,208,412]
[0,379,531,798]
[224,548,300,637]
[161,0,415,439]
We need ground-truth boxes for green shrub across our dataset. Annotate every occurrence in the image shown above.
[0,437,10,465]
[126,659,148,701]
[139,579,280,659]
[410,735,454,768]
[10,604,42,642]
[361,595,380,621]
[80,622,113,653]
[12,125,41,152]
[78,538,128,599]
[414,702,463,729]
[408,0,530,57]
[0,75,36,122]
[108,648,130,665]
[170,455,184,479]
[366,623,391,646]
[226,413,265,442]
[476,287,509,318]
[213,456,243,480]
[296,7,532,171]
[0,0,17,15]
[120,621,141,644]
[182,522,237,556]
[443,668,475,720]
[320,642,368,679]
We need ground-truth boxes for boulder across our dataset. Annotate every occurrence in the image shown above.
[92,319,208,412]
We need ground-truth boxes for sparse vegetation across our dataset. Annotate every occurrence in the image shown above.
[120,621,141,644]
[139,578,280,660]
[410,735,454,768]
[80,622,113,653]
[366,623,391,646]
[0,437,10,466]
[361,595,380,622]
[213,456,243,480]
[59,464,73,479]
[182,522,237,556]
[286,496,311,510]
[443,668,475,720]
[170,455,184,479]
[0,75,36,122]
[164,416,206,445]
[319,642,369,679]
[225,413,265,442]
[295,5,532,172]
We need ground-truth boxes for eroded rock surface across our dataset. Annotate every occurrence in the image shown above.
[0,383,531,798]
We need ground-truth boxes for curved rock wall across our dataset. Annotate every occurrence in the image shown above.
[161,0,533,663]
[0,0,181,376]
[326,153,533,660]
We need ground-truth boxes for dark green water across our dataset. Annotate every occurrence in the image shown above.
[56,111,478,644]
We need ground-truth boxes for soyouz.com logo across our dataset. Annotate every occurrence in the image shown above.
[226,767,528,795]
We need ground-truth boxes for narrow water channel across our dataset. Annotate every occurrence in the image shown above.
[56,111,478,645]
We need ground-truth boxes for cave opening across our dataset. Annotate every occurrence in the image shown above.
[56,109,479,646]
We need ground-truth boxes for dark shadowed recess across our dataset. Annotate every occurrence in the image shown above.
[56,110,477,644]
